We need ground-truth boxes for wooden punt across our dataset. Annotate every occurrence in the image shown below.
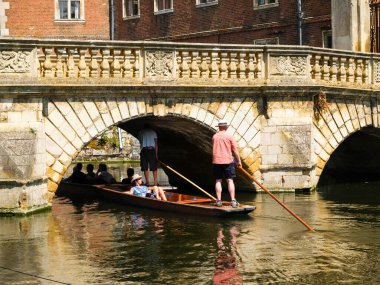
[56,183,256,217]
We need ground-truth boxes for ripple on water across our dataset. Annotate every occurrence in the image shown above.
[1,186,380,284]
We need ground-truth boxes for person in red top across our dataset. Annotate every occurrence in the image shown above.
[212,119,242,208]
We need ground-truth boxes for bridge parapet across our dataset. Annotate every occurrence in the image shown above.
[0,38,379,89]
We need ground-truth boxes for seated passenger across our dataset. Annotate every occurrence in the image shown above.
[121,167,134,185]
[86,164,96,179]
[96,163,116,184]
[84,163,96,184]
[130,174,167,201]
[66,163,86,183]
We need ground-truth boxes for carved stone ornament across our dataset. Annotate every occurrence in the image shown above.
[145,50,174,79]
[375,61,380,83]
[0,51,32,73]
[273,56,307,76]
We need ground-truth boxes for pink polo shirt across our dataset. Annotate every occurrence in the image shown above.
[212,130,238,164]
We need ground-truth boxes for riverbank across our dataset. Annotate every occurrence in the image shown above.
[73,156,140,164]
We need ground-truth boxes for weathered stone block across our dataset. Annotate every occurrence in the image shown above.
[262,154,277,165]
[46,137,63,158]
[117,99,130,118]
[93,117,106,132]
[196,107,207,122]
[0,122,46,181]
[7,111,22,123]
[278,154,294,165]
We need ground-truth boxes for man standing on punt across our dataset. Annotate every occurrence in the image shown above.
[138,124,159,186]
[212,119,242,208]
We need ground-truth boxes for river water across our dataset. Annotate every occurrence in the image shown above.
[0,167,379,284]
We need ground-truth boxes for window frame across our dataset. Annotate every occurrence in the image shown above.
[253,0,279,10]
[196,0,218,8]
[322,30,332,49]
[55,0,85,21]
[154,0,174,15]
[123,0,140,19]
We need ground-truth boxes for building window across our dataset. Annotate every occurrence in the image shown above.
[196,0,218,8]
[322,30,332,48]
[154,0,173,14]
[56,0,84,20]
[253,37,279,45]
[123,0,140,18]
[253,0,278,10]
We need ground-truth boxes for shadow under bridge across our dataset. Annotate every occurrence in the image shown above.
[119,116,253,193]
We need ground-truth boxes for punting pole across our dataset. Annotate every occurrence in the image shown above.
[159,160,217,201]
[238,166,315,232]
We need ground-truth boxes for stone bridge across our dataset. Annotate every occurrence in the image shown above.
[1,38,380,214]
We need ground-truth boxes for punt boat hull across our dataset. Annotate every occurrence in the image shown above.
[56,183,256,217]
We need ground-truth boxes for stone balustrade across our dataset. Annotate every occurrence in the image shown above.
[0,38,379,88]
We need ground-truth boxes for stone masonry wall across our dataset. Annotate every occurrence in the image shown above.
[0,98,49,214]
[260,96,314,190]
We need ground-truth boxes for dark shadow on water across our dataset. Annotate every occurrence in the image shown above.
[317,180,380,206]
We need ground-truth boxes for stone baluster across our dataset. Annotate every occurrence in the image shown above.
[312,55,321,80]
[362,59,369,84]
[122,49,133,78]
[354,59,363,84]
[255,52,262,79]
[42,47,54,78]
[90,48,100,78]
[338,57,346,83]
[238,52,247,80]
[200,51,209,79]
[133,50,140,79]
[220,52,228,80]
[175,51,182,79]
[111,49,122,78]
[100,48,110,78]
[181,51,190,79]
[190,51,199,79]
[78,48,87,78]
[347,58,355,83]
[229,52,237,79]
[67,48,77,78]
[321,55,330,81]
[329,56,338,82]
[54,47,66,78]
[247,52,255,79]
[210,51,219,80]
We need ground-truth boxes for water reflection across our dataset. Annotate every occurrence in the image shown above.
[213,225,242,285]
[0,180,380,284]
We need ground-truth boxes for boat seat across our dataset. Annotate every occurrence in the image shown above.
[177,198,212,204]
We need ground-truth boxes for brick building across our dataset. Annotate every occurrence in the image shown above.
[114,0,332,47]
[0,0,110,40]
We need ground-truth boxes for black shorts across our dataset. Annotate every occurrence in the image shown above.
[140,148,157,171]
[213,163,236,180]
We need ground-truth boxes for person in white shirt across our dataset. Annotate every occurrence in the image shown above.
[138,124,159,186]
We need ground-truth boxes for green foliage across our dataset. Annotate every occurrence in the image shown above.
[96,128,120,149]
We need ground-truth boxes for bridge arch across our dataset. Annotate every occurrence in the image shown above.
[45,96,262,197]
[313,95,380,185]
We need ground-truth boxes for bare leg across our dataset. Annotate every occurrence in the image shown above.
[144,170,150,186]
[215,179,223,200]
[151,186,167,201]
[153,170,158,186]
[151,186,159,199]
[157,187,167,201]
[227,178,235,200]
